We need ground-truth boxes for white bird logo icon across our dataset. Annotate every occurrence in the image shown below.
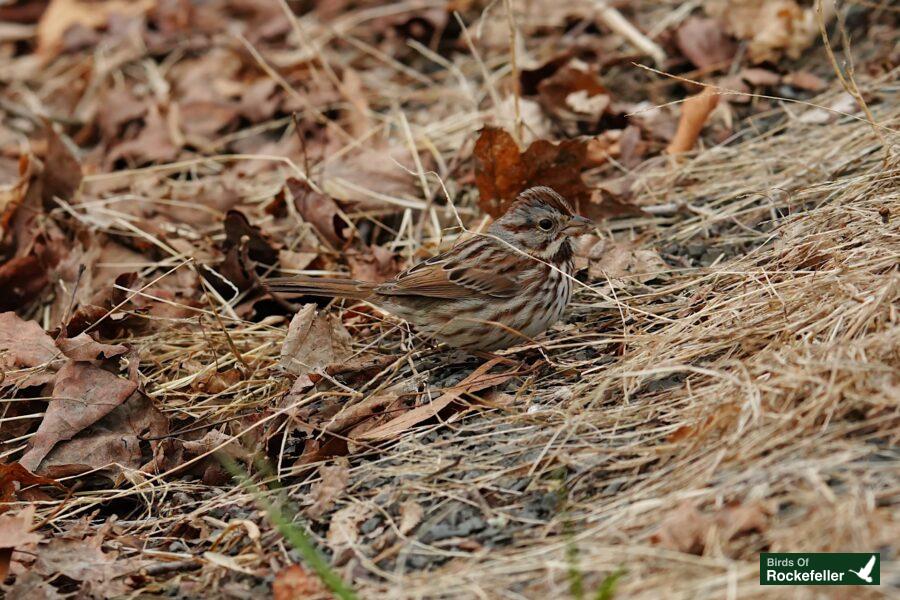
[848,555,876,583]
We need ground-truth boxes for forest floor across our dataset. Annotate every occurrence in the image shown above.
[0,1,898,598]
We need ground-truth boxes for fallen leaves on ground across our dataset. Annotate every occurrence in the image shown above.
[652,501,773,555]
[704,0,833,64]
[19,361,139,472]
[33,533,145,598]
[0,463,64,510]
[279,304,353,382]
[578,237,667,285]
[675,17,736,70]
[39,392,167,478]
[272,564,326,599]
[55,332,127,362]
[0,505,42,580]
[37,0,155,59]
[0,311,57,386]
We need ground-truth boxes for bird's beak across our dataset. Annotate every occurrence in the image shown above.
[563,214,595,235]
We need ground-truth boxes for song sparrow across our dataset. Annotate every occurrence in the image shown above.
[266,186,594,351]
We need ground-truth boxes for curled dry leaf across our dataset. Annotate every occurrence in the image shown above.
[19,361,139,472]
[286,178,347,249]
[0,463,65,510]
[307,457,351,520]
[279,303,352,379]
[666,88,720,154]
[220,209,279,291]
[0,155,32,240]
[740,68,781,88]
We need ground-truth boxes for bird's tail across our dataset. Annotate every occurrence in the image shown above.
[264,276,376,301]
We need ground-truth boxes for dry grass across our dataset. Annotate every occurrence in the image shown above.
[1,2,898,598]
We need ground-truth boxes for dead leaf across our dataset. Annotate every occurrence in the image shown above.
[41,121,82,207]
[219,209,279,291]
[0,505,42,581]
[652,500,772,554]
[106,104,179,167]
[96,88,148,141]
[0,255,49,312]
[279,304,352,379]
[0,155,32,241]
[353,358,518,443]
[651,503,709,554]
[398,499,424,536]
[307,457,350,520]
[34,535,143,597]
[675,17,736,70]
[322,141,426,205]
[19,361,138,472]
[740,67,781,87]
[784,70,827,91]
[37,0,155,59]
[347,245,400,283]
[203,551,254,575]
[1,570,65,600]
[178,100,240,139]
[39,392,167,478]
[55,333,127,362]
[474,127,598,218]
[278,249,317,273]
[704,0,832,64]
[0,312,57,384]
[520,51,576,95]
[273,564,325,599]
[582,238,667,285]
[537,61,610,120]
[666,88,720,154]
[286,178,347,249]
[0,505,41,549]
[0,463,65,511]
[798,92,858,125]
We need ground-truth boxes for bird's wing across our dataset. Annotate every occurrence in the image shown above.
[861,555,876,576]
[375,238,522,299]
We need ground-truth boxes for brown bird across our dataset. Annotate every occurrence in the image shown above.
[266,186,594,351]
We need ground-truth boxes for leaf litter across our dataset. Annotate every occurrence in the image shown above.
[0,0,897,598]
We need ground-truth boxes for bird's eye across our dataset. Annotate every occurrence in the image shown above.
[538,218,554,231]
